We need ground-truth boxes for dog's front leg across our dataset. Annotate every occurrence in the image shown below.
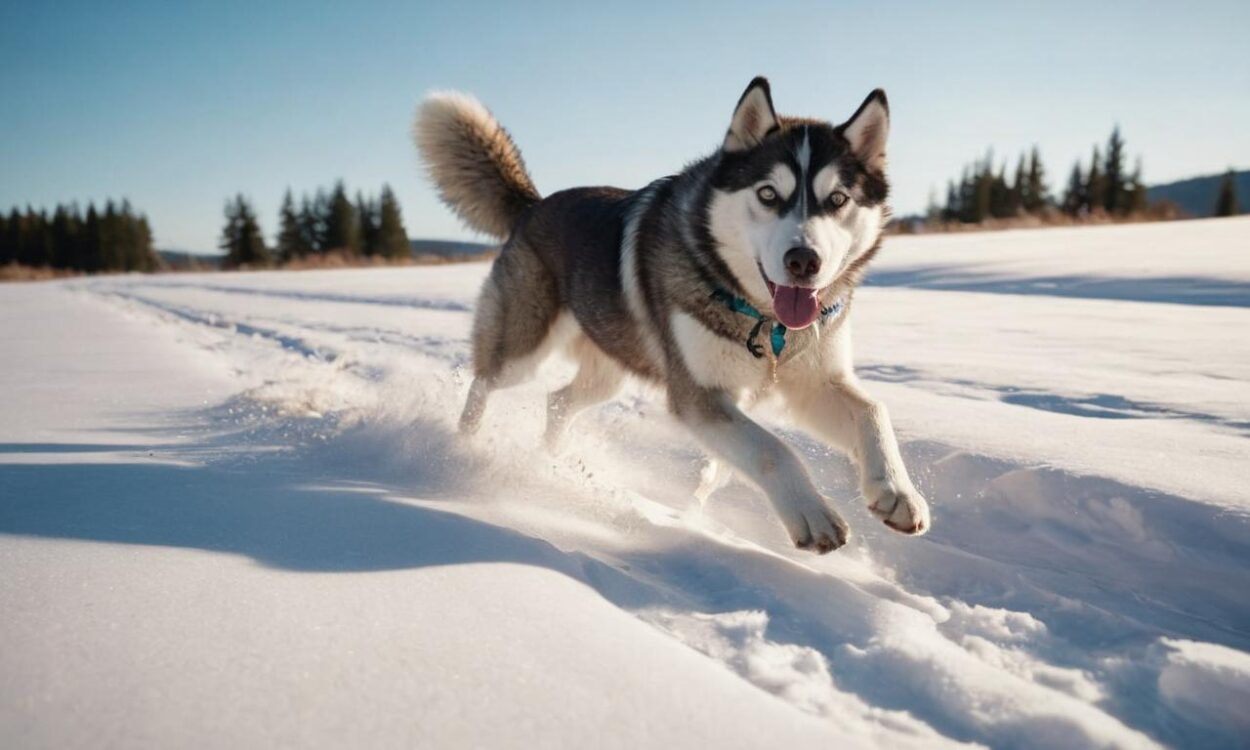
[672,385,849,553]
[786,377,930,535]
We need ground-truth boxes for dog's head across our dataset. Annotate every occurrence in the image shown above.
[706,77,890,329]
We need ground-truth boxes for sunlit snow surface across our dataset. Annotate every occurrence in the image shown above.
[3,217,1248,749]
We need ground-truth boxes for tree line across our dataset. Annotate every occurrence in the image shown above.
[221,181,410,269]
[1215,169,1241,217]
[0,201,158,272]
[934,126,1149,225]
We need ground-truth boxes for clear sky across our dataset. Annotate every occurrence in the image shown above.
[2,0,1247,252]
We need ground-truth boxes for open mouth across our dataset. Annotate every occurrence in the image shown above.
[759,263,822,330]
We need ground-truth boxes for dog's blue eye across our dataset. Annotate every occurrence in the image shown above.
[756,186,779,205]
[827,190,849,209]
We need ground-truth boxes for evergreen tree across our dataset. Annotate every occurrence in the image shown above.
[83,204,101,272]
[51,206,73,269]
[1009,155,1027,215]
[957,167,974,222]
[276,189,312,262]
[0,212,9,266]
[13,208,30,266]
[118,200,141,271]
[0,200,154,273]
[1103,127,1127,214]
[19,209,53,267]
[1061,162,1085,216]
[356,191,379,256]
[1024,147,1048,213]
[376,185,410,259]
[1085,146,1105,215]
[135,214,156,272]
[8,208,24,265]
[298,194,322,254]
[973,157,994,223]
[942,181,959,223]
[323,181,360,254]
[989,164,1010,219]
[1214,169,1241,217]
[63,204,85,270]
[100,201,122,271]
[219,195,271,269]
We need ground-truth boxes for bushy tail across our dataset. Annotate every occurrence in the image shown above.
[413,92,540,239]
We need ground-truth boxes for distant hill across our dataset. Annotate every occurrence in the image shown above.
[1148,170,1248,217]
[409,239,496,258]
[157,249,222,270]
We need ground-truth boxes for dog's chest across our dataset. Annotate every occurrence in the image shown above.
[669,311,825,394]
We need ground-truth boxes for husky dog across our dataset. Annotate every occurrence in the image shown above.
[414,77,930,553]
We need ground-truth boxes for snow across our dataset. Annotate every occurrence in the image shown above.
[2,215,1249,748]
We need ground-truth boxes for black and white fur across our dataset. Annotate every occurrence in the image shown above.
[414,77,929,553]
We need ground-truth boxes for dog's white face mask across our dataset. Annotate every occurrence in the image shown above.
[707,79,890,329]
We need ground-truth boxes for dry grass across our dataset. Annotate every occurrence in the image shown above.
[0,251,498,282]
[0,263,81,283]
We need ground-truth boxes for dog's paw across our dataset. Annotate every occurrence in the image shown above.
[693,458,732,505]
[864,478,930,535]
[780,497,850,554]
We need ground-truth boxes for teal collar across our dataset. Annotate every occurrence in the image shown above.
[710,288,844,359]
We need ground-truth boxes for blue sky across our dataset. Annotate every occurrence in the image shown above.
[2,0,1247,252]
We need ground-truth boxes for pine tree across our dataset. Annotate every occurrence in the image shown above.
[1103,127,1127,215]
[20,209,53,267]
[1010,154,1027,215]
[323,181,360,254]
[356,191,379,256]
[988,164,1008,219]
[1214,169,1241,217]
[1085,147,1105,215]
[63,205,83,269]
[942,181,958,223]
[298,194,322,254]
[51,206,72,269]
[276,189,312,262]
[957,168,975,223]
[10,209,27,265]
[0,211,9,265]
[1061,162,1084,216]
[83,204,102,272]
[100,201,122,270]
[1024,147,1048,213]
[219,195,270,269]
[973,157,993,223]
[9,210,25,265]
[135,213,157,272]
[118,200,140,271]
[376,185,410,259]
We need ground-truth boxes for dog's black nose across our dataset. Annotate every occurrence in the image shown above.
[784,247,821,281]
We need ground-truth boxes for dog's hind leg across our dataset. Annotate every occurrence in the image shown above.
[544,336,624,452]
[459,243,561,435]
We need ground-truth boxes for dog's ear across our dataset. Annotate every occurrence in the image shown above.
[843,89,889,172]
[724,77,779,152]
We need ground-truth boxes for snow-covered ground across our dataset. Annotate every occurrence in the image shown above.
[2,216,1249,749]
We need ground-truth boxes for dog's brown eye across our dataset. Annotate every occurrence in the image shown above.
[827,190,849,209]
[756,186,779,205]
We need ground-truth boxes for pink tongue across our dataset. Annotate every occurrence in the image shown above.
[771,285,821,329]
